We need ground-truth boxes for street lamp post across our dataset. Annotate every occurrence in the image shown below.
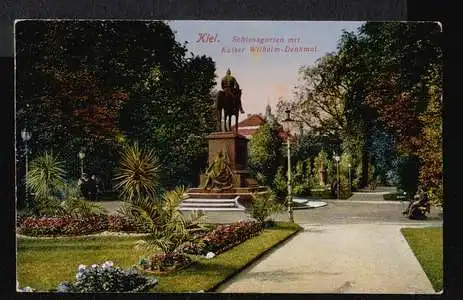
[78,150,85,178]
[282,109,294,223]
[21,127,31,207]
[333,153,340,200]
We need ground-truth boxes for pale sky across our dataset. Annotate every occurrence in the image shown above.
[168,21,365,121]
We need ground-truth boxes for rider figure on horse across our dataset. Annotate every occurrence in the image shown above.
[221,68,244,114]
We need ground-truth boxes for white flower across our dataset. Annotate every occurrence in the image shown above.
[102,261,114,269]
[91,264,98,268]
[22,286,34,292]
[78,264,86,271]
[76,272,82,280]
[205,252,215,259]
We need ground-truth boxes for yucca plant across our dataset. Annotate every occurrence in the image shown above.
[118,186,205,255]
[114,142,161,201]
[26,152,67,201]
[25,152,68,216]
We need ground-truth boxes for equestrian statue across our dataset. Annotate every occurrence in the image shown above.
[216,68,245,132]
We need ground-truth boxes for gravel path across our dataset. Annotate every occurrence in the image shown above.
[217,223,439,294]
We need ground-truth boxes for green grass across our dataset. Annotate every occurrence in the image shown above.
[383,191,407,201]
[17,235,153,291]
[401,227,443,292]
[17,222,301,292]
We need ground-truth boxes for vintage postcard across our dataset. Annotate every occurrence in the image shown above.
[15,20,442,294]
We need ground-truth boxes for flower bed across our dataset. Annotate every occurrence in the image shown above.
[107,215,144,233]
[138,253,193,275]
[56,261,158,293]
[181,220,264,256]
[17,215,145,237]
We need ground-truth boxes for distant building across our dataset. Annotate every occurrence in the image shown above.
[233,113,296,143]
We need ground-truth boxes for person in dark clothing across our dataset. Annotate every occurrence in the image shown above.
[88,175,98,201]
[331,180,339,198]
[78,174,89,199]
[403,186,430,219]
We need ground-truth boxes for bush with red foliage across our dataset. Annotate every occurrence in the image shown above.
[107,214,144,233]
[17,214,147,236]
[17,215,108,236]
[181,220,263,255]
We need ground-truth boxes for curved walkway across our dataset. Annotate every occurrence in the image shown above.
[214,189,442,294]
[216,223,438,293]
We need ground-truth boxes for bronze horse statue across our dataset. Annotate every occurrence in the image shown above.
[216,88,242,132]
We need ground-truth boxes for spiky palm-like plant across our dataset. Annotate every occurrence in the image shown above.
[26,152,67,201]
[114,142,161,201]
[119,186,206,255]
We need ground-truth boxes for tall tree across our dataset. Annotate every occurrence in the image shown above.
[119,55,217,189]
[277,53,348,136]
[248,122,285,186]
[16,20,217,193]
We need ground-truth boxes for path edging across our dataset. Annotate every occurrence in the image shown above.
[207,223,303,292]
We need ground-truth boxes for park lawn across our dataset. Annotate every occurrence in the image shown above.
[383,192,407,201]
[17,222,301,292]
[16,235,153,291]
[401,226,443,292]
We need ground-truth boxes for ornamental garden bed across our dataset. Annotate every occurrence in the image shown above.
[16,214,146,237]
[179,220,264,256]
[134,220,263,276]
[138,253,195,275]
[17,222,301,292]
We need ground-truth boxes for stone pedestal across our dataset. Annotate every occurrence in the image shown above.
[199,131,255,188]
[206,131,248,171]
[186,131,265,207]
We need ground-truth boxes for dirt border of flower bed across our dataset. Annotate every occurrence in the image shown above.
[207,224,303,292]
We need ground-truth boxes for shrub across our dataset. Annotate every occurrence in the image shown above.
[292,160,312,197]
[62,215,109,236]
[56,261,157,293]
[200,220,263,255]
[338,175,352,199]
[179,221,263,256]
[120,187,206,256]
[18,216,73,236]
[17,215,109,236]
[272,166,287,199]
[310,189,333,199]
[139,253,192,273]
[178,241,205,255]
[60,198,107,218]
[108,215,145,233]
[245,190,283,224]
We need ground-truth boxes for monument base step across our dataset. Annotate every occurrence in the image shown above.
[179,195,245,211]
